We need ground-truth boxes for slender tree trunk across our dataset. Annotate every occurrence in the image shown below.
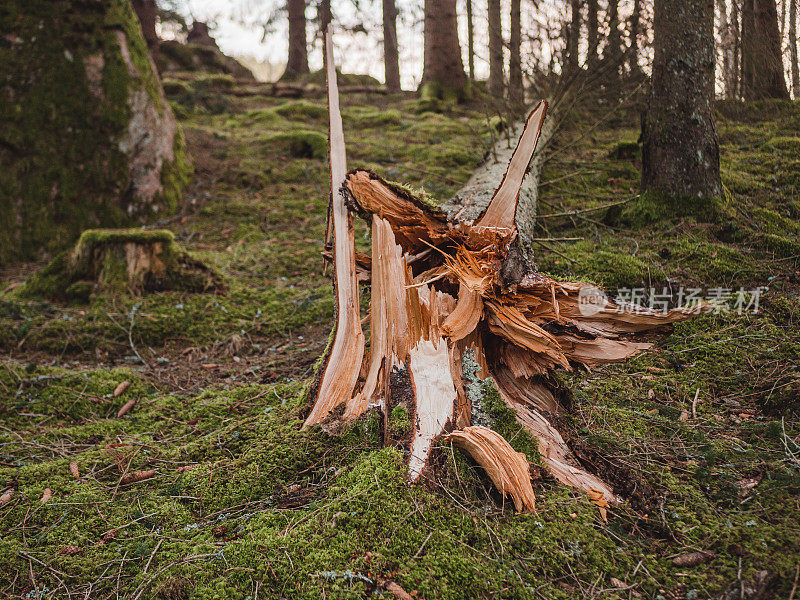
[587,0,599,64]
[284,0,309,79]
[383,0,401,91]
[319,0,332,33]
[628,0,643,77]
[132,0,159,61]
[488,0,504,96]
[781,0,787,36]
[422,0,468,94]
[642,0,722,198]
[719,0,737,97]
[566,0,582,74]
[741,0,790,99]
[509,0,523,102]
[604,0,623,62]
[791,0,800,97]
[733,0,741,96]
[467,0,476,80]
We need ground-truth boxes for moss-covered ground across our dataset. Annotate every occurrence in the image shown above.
[0,82,798,599]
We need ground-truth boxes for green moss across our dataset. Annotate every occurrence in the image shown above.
[388,405,411,435]
[481,383,542,464]
[264,130,328,159]
[273,100,327,120]
[191,74,236,92]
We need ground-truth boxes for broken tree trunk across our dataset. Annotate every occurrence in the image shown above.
[305,28,704,511]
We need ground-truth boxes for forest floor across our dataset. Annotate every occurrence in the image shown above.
[0,75,799,600]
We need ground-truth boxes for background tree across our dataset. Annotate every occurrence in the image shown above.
[509,0,523,102]
[132,0,160,60]
[586,0,599,64]
[718,0,737,97]
[488,0,504,96]
[790,0,799,96]
[642,0,722,197]
[466,0,476,80]
[382,0,401,91]
[421,0,468,95]
[566,0,581,75]
[627,0,643,78]
[741,0,789,98]
[283,0,309,79]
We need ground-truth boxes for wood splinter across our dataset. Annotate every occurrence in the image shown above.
[304,27,705,511]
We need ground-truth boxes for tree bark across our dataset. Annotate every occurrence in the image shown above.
[132,0,159,60]
[283,0,310,80]
[719,0,737,97]
[790,0,800,97]
[566,0,582,75]
[382,0,401,91]
[421,0,467,94]
[488,0,505,97]
[603,0,623,64]
[318,0,332,34]
[733,0,742,97]
[628,0,643,77]
[741,0,790,99]
[467,0,476,80]
[587,0,599,64]
[642,0,722,198]
[509,0,523,103]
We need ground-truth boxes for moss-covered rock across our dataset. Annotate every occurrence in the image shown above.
[21,228,222,301]
[158,39,255,80]
[0,0,192,264]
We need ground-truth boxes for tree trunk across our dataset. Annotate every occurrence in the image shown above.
[642,0,722,198]
[587,0,600,64]
[283,0,309,80]
[603,0,623,62]
[488,0,504,97]
[741,0,790,99]
[421,0,467,95]
[309,33,707,510]
[733,0,742,97]
[566,0,582,75]
[790,0,800,97]
[382,0,401,91]
[467,0,476,80]
[0,0,189,264]
[319,0,332,34]
[509,0,523,103]
[132,0,159,60]
[719,0,737,97]
[628,0,644,77]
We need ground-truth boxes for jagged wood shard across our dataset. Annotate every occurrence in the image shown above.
[305,36,705,512]
[303,28,364,427]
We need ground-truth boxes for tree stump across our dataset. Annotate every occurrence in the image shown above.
[22,229,222,302]
[305,29,704,512]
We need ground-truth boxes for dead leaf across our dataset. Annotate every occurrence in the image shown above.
[587,488,609,522]
[113,381,130,397]
[734,474,762,492]
[610,577,627,589]
[40,488,52,504]
[58,545,82,556]
[116,398,136,418]
[177,464,198,473]
[679,410,689,421]
[648,389,655,399]
[671,550,715,567]
[69,461,80,479]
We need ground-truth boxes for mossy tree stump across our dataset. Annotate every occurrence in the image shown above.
[304,30,705,513]
[0,0,191,264]
[22,229,222,302]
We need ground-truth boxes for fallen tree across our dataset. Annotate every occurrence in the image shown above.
[305,28,702,512]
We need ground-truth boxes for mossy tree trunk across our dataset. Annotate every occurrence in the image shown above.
[741,0,790,99]
[132,0,159,60]
[509,0,523,105]
[0,0,190,265]
[641,0,723,198]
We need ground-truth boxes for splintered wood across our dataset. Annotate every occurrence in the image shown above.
[305,28,702,512]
